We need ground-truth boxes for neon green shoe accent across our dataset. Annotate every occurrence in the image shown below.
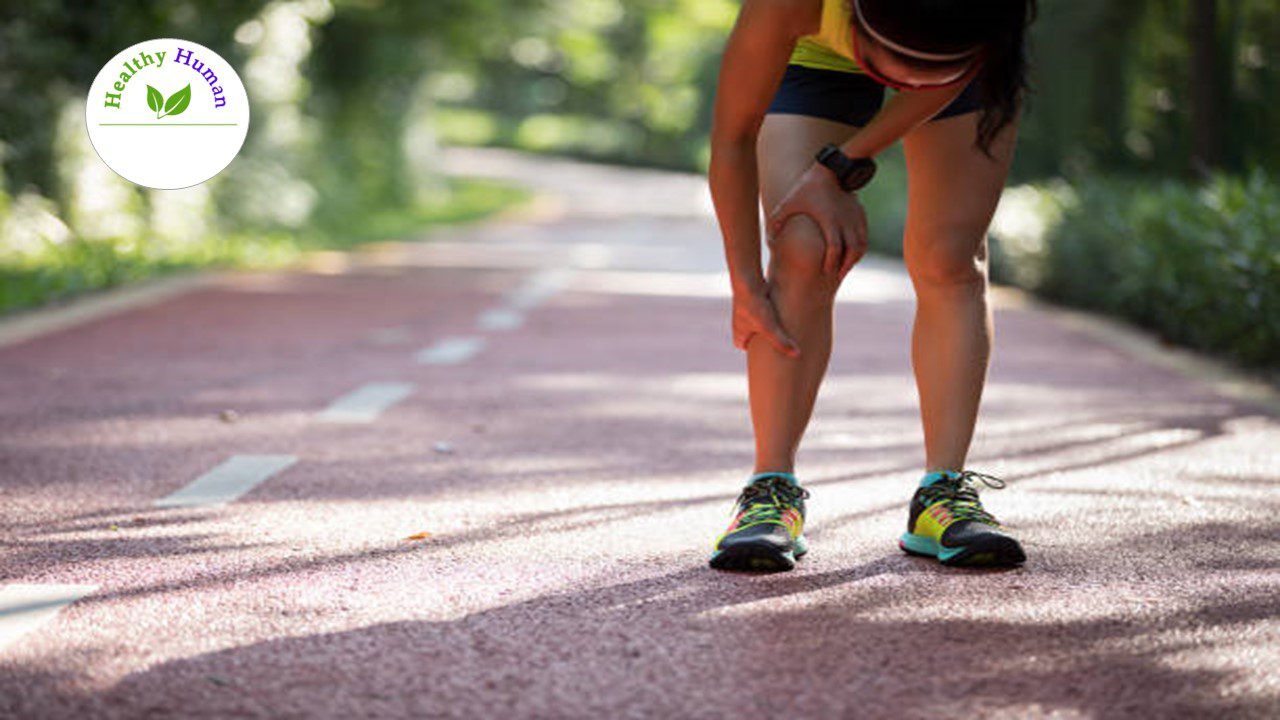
[900,469,1025,566]
[710,472,810,571]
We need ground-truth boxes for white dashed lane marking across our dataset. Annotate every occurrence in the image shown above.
[0,584,98,653]
[413,270,573,361]
[318,382,415,423]
[415,336,486,365]
[506,268,573,311]
[474,269,575,333]
[154,455,298,508]
[477,308,524,331]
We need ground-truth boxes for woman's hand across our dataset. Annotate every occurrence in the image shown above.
[766,163,869,279]
[732,284,801,358]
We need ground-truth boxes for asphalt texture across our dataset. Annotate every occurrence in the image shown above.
[2,148,1278,719]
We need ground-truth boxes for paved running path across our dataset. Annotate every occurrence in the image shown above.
[2,148,1278,719]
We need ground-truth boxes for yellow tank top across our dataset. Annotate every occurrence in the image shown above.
[790,0,864,74]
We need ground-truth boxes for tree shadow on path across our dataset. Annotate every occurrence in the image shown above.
[6,519,1278,720]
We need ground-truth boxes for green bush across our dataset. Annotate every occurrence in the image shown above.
[989,170,1280,368]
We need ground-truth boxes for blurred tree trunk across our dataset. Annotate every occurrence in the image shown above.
[1085,0,1145,171]
[1188,0,1223,176]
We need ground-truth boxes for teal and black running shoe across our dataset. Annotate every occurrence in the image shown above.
[899,469,1026,567]
[709,471,809,572]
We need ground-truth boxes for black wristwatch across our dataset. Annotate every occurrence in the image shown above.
[814,143,877,192]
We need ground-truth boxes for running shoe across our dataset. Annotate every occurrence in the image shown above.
[709,471,809,572]
[899,469,1026,567]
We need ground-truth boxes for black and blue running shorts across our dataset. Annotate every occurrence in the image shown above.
[765,64,983,126]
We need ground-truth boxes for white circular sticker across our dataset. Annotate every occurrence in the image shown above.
[85,38,250,190]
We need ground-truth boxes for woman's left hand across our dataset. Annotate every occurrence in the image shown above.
[766,163,869,279]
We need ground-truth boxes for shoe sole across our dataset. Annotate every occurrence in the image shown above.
[899,532,1025,567]
[709,535,808,572]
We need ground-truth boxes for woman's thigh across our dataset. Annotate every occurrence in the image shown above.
[900,109,1020,284]
[756,113,861,214]
[759,65,878,212]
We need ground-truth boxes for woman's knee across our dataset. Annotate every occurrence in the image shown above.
[767,213,838,293]
[904,225,990,289]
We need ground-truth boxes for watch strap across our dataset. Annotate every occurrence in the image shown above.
[814,143,876,192]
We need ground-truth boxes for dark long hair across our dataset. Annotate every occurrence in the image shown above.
[854,0,1037,158]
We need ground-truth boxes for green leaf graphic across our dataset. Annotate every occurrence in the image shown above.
[146,85,163,115]
[161,84,191,118]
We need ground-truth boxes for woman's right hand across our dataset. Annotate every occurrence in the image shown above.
[732,284,801,359]
[767,163,870,279]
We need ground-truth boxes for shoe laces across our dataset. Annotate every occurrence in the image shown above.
[920,469,1007,526]
[734,474,809,524]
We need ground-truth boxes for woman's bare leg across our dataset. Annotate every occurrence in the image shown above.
[900,110,1020,474]
[750,113,862,474]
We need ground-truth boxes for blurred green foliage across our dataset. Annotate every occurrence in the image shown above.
[0,0,538,315]
[4,0,1278,206]
[0,177,528,314]
[989,171,1280,368]
[1018,0,1280,180]
[429,0,737,171]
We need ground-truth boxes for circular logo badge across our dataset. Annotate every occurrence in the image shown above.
[85,38,250,190]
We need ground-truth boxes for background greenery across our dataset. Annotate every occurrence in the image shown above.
[1,0,1276,369]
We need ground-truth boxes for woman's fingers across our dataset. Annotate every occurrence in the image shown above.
[839,242,862,279]
[733,312,797,358]
[762,321,800,358]
[838,239,859,278]
[822,220,847,275]
[837,201,869,278]
[838,216,864,278]
[769,183,866,278]
[758,293,801,357]
[767,203,797,238]
[738,293,799,358]
[766,193,788,233]
[835,226,853,278]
